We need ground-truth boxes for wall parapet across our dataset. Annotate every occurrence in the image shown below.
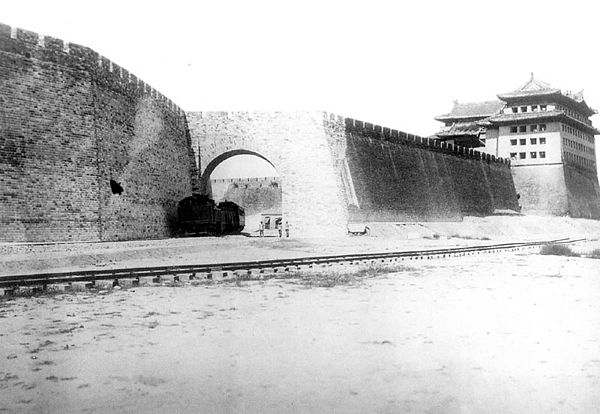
[0,22,185,117]
[210,176,280,184]
[323,112,511,166]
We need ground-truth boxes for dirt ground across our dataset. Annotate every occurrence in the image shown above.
[2,215,600,276]
[1,248,599,413]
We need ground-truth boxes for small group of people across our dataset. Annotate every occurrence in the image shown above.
[258,220,289,237]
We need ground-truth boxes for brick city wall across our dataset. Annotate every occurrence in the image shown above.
[563,164,600,219]
[323,113,520,222]
[187,111,348,237]
[0,23,197,242]
[510,162,600,219]
[511,165,569,216]
[188,111,519,237]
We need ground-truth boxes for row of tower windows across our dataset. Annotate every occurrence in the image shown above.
[563,138,595,155]
[564,151,596,169]
[556,104,590,125]
[509,124,547,133]
[561,124,593,142]
[510,137,546,146]
[510,104,548,113]
[510,151,546,160]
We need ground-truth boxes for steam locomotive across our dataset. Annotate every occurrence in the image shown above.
[177,194,245,236]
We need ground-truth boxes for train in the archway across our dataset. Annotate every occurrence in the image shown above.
[177,194,245,236]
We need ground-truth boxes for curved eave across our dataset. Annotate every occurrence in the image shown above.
[497,89,561,101]
[434,114,492,122]
[488,111,599,134]
[435,131,481,137]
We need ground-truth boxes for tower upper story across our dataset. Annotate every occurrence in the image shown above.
[433,75,598,173]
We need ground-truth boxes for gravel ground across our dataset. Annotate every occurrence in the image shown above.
[3,215,600,277]
[1,250,599,413]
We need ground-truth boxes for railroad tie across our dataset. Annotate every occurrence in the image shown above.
[94,280,114,290]
[177,273,191,283]
[118,278,136,288]
[70,281,88,292]
[47,283,67,293]
[159,275,176,284]
[138,276,156,286]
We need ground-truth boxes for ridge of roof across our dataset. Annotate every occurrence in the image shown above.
[435,100,505,121]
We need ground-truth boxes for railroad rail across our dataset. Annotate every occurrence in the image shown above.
[0,237,585,294]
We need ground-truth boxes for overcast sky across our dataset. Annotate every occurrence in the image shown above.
[4,0,600,177]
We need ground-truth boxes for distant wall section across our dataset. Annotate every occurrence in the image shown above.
[210,176,282,215]
[0,23,197,242]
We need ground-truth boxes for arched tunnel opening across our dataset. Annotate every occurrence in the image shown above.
[205,153,282,235]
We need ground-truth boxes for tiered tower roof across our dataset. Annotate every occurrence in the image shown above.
[497,73,597,117]
[434,75,599,137]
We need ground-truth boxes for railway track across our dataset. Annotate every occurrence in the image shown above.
[0,237,585,294]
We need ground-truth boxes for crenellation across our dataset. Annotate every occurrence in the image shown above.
[99,55,110,70]
[0,22,10,37]
[0,21,196,242]
[112,62,121,77]
[16,27,38,44]
[68,43,98,68]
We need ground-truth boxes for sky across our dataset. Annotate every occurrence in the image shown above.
[3,0,600,178]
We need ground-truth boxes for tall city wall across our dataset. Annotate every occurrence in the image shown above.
[511,163,600,219]
[323,113,520,222]
[0,23,197,242]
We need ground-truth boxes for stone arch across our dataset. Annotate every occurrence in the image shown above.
[199,149,278,195]
[186,111,349,237]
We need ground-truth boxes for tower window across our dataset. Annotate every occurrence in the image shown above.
[540,151,546,158]
[510,126,518,133]
[519,152,526,159]
[512,107,518,113]
[530,138,537,145]
[539,137,546,144]
[530,152,537,158]
[510,152,517,158]
[519,126,527,133]
[540,104,547,111]
[539,124,547,131]
[510,139,517,145]
[521,106,528,113]
[520,139,526,145]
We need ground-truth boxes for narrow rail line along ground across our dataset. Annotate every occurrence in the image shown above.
[0,237,584,295]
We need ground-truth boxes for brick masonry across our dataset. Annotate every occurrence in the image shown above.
[187,111,349,237]
[188,111,519,236]
[0,23,197,242]
[324,114,520,222]
[512,163,600,218]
